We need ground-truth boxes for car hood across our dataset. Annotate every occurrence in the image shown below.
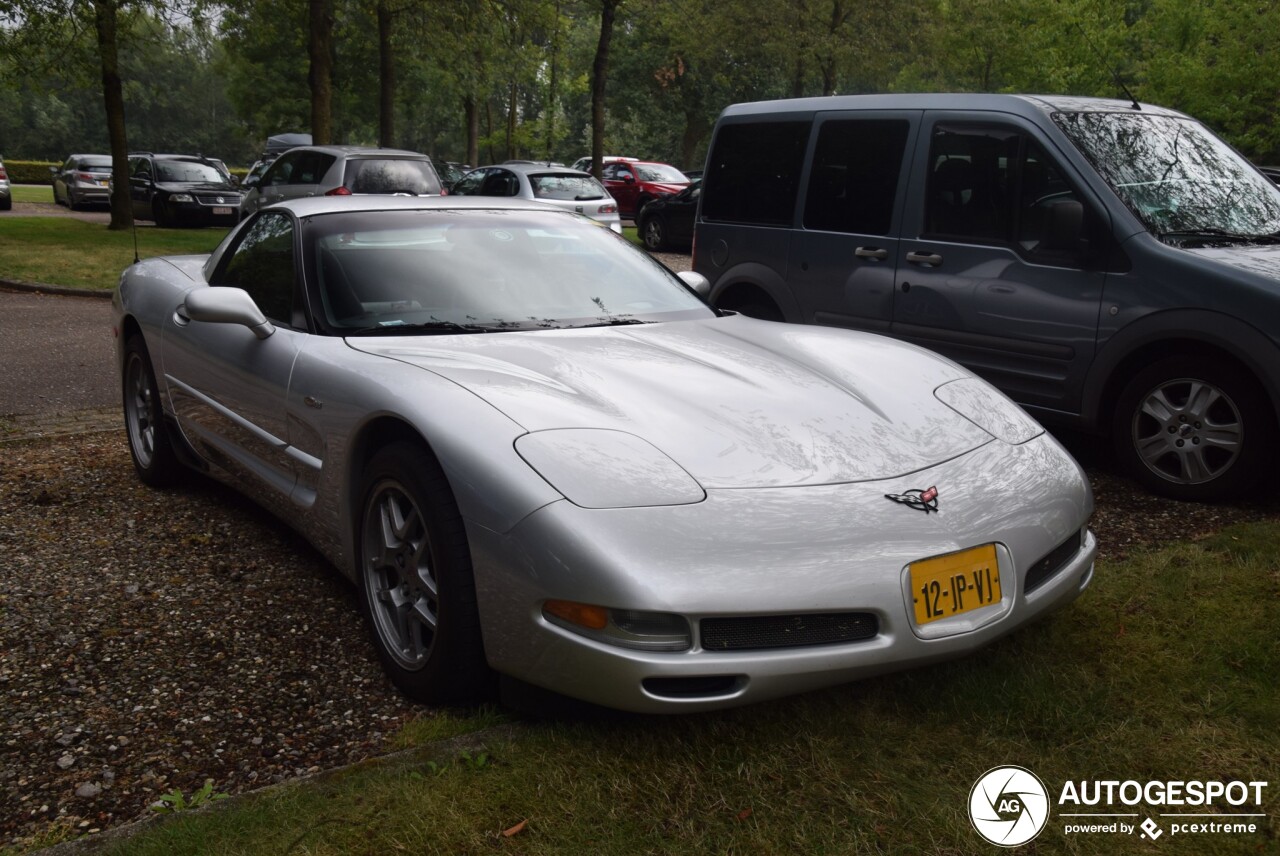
[642,183,688,195]
[1184,242,1280,279]
[349,317,993,489]
[156,181,239,193]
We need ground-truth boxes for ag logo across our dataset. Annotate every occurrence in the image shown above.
[969,765,1050,847]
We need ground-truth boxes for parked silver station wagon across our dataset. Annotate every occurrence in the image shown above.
[695,94,1280,501]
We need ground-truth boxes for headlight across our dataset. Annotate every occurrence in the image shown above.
[543,600,691,651]
[168,193,194,203]
[515,429,705,508]
[935,378,1043,445]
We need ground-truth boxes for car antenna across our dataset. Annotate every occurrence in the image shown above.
[1074,23,1141,110]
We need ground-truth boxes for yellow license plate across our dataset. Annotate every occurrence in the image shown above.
[910,544,1001,624]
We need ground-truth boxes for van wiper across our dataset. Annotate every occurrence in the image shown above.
[1159,228,1280,245]
[344,320,505,336]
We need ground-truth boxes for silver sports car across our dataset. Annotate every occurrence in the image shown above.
[112,196,1096,713]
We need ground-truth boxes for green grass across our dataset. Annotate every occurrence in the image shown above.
[0,216,225,290]
[9,184,53,204]
[32,522,1276,856]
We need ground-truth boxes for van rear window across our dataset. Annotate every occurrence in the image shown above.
[702,121,809,226]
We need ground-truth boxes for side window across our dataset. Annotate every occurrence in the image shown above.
[451,169,486,195]
[803,118,910,235]
[215,212,297,323]
[703,120,810,226]
[925,123,1090,262]
[262,153,298,187]
[925,124,1019,242]
[291,151,332,185]
[479,169,518,197]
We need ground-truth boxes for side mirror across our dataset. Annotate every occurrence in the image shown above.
[1040,199,1084,252]
[49,166,58,176]
[676,271,712,299]
[242,174,260,188]
[623,175,636,185]
[182,287,275,339]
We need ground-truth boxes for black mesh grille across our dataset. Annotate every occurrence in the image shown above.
[701,612,878,651]
[195,193,240,205]
[1024,531,1083,593]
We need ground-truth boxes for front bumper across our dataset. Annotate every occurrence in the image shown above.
[470,433,1096,713]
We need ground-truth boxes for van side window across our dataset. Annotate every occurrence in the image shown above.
[804,119,910,235]
[703,121,810,226]
[926,124,1088,261]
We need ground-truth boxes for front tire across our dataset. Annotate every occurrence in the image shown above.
[122,334,181,486]
[1112,356,1273,501]
[641,215,667,251]
[153,198,172,227]
[357,442,491,704]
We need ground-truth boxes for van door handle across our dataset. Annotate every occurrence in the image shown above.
[855,246,889,261]
[906,251,944,266]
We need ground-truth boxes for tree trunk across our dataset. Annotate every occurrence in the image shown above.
[589,0,620,179]
[378,1,395,147]
[93,0,132,231]
[309,0,334,145]
[464,96,479,167]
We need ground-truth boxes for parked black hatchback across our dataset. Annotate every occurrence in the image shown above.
[128,153,242,228]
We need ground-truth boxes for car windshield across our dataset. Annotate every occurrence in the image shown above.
[634,164,688,183]
[1054,111,1280,240]
[529,173,608,200]
[156,161,227,183]
[344,159,440,195]
[307,209,711,333]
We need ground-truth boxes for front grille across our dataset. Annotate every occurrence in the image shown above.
[701,612,878,651]
[195,193,241,206]
[1024,531,1083,593]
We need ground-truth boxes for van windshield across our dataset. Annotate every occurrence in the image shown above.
[1054,111,1280,241]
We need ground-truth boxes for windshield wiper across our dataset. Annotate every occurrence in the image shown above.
[564,317,651,329]
[1159,228,1280,245]
[344,320,504,336]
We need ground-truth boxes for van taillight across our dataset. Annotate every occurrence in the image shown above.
[325,186,352,196]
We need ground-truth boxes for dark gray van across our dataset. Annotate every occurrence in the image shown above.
[694,93,1280,501]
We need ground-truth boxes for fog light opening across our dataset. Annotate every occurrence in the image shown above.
[541,601,691,651]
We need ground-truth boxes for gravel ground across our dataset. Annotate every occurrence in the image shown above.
[1,431,419,848]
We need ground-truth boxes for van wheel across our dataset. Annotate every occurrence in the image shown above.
[1112,356,1272,501]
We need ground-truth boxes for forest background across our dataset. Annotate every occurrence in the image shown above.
[1,0,1278,176]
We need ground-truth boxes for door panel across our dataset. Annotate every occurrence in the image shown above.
[890,115,1107,413]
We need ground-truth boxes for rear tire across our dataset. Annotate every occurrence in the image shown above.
[122,334,181,487]
[1112,356,1273,501]
[153,198,172,227]
[357,442,492,705]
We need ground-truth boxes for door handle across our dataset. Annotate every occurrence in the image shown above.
[906,251,944,266]
[855,247,889,261]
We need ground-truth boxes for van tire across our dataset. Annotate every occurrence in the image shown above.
[1112,356,1273,501]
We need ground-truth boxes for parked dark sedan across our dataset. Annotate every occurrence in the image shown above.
[637,179,700,251]
[128,153,242,227]
[51,154,113,209]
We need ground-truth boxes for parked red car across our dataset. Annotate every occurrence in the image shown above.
[601,160,689,219]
